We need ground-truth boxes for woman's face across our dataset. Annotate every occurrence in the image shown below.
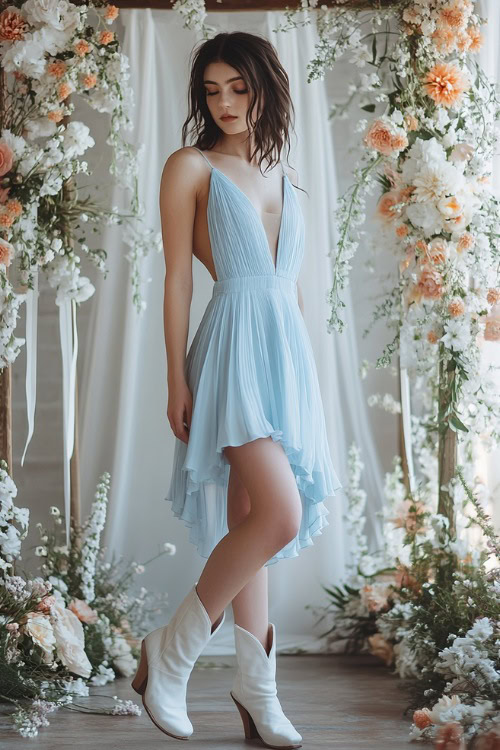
[203,61,260,135]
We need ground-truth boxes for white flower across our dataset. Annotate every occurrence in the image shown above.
[163,542,176,555]
[35,545,48,556]
[468,617,494,641]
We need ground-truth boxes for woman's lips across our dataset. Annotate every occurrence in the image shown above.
[221,115,237,121]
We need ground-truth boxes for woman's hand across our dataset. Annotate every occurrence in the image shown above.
[167,379,193,444]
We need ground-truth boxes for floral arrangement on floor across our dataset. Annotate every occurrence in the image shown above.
[0,459,177,738]
[312,443,500,747]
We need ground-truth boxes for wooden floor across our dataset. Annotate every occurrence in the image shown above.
[0,654,413,748]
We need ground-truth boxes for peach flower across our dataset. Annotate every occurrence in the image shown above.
[404,114,419,131]
[367,633,394,666]
[423,62,470,108]
[74,39,91,56]
[99,30,114,45]
[21,611,56,662]
[47,61,67,79]
[5,199,22,217]
[448,297,465,317]
[48,110,64,123]
[0,238,14,267]
[58,82,72,101]
[377,190,402,222]
[439,7,468,31]
[395,564,421,593]
[435,722,466,750]
[82,74,97,89]
[36,595,57,613]
[396,224,409,239]
[0,9,28,41]
[467,25,484,53]
[487,288,500,306]
[418,267,444,299]
[413,709,433,729]
[0,140,13,177]
[432,27,457,54]
[364,120,407,156]
[51,600,92,678]
[457,231,474,253]
[484,316,500,342]
[105,4,120,21]
[68,598,99,624]
[427,330,439,344]
[428,238,449,266]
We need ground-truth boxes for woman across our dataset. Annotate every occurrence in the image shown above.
[132,31,342,748]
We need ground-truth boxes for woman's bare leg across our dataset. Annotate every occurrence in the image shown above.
[195,437,301,637]
[226,464,269,653]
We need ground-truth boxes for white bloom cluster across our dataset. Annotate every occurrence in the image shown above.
[0,460,29,570]
[75,472,111,603]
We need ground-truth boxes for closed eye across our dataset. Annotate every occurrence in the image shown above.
[205,89,248,96]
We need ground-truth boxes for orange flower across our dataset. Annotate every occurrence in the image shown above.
[427,330,439,344]
[47,110,64,123]
[58,82,72,101]
[105,4,120,21]
[0,212,14,228]
[435,722,466,750]
[47,60,67,79]
[5,199,21,217]
[423,62,470,108]
[428,238,449,266]
[448,297,465,317]
[74,39,91,57]
[484,316,500,342]
[417,266,444,299]
[0,9,28,41]
[0,140,13,177]
[413,709,432,729]
[99,30,114,45]
[396,224,409,238]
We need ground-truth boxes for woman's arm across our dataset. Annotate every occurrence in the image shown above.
[160,148,199,442]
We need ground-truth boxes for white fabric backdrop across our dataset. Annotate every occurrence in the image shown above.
[79,8,388,654]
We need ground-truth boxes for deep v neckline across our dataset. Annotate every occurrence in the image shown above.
[210,166,288,275]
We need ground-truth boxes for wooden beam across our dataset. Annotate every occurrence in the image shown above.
[112,0,399,10]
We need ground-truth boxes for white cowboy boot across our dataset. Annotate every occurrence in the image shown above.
[230,622,302,749]
[131,582,225,739]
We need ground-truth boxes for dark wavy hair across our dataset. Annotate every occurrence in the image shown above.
[181,31,296,176]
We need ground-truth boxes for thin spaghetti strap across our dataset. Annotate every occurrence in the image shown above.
[191,146,213,171]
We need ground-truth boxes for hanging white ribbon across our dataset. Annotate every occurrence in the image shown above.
[21,270,39,466]
[400,364,416,495]
[59,298,78,547]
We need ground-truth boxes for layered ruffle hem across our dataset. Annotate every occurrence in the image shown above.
[165,275,343,567]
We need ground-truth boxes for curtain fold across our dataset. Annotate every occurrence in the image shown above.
[79,8,386,653]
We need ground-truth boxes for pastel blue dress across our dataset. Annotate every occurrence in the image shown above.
[165,147,343,566]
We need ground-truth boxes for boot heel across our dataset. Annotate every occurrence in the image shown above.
[131,640,148,695]
[230,691,260,740]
